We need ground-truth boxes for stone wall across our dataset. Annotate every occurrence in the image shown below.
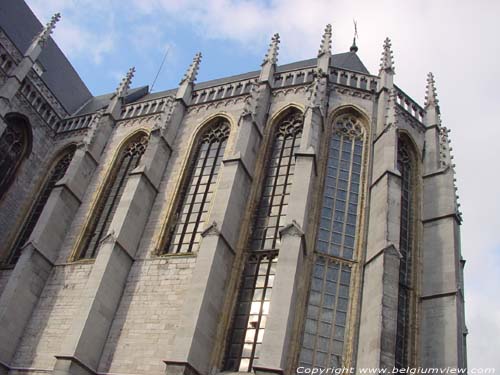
[98,257,196,375]
[11,263,93,370]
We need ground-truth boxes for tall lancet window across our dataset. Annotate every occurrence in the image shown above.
[299,114,365,368]
[164,119,230,254]
[0,114,31,199]
[6,146,76,265]
[395,136,415,368]
[224,109,303,372]
[78,132,149,259]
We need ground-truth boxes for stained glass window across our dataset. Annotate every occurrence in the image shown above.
[395,137,414,368]
[299,114,365,368]
[0,115,31,198]
[224,109,303,372]
[164,119,230,254]
[6,146,75,265]
[250,111,303,251]
[79,133,149,259]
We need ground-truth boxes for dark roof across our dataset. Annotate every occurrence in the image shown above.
[74,86,150,116]
[331,52,370,74]
[0,0,92,113]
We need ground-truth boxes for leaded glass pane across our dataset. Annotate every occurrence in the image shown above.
[79,133,149,259]
[225,252,278,372]
[298,255,352,368]
[395,137,414,368]
[165,120,230,254]
[6,147,75,265]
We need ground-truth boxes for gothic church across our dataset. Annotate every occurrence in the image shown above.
[0,1,467,374]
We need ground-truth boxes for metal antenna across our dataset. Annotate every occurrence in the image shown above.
[150,45,170,93]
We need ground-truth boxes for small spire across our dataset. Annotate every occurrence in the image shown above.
[179,52,202,85]
[425,72,439,107]
[350,20,359,53]
[318,24,332,57]
[350,37,358,53]
[35,13,61,47]
[262,33,280,66]
[380,37,395,73]
[115,67,135,98]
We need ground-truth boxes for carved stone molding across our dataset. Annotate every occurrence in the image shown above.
[118,113,162,128]
[333,85,372,100]
[201,221,220,238]
[271,85,307,98]
[187,96,245,114]
[279,220,305,238]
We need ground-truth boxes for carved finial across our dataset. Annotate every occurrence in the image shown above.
[179,52,202,85]
[380,37,395,73]
[115,67,135,98]
[318,24,332,57]
[36,13,61,47]
[425,72,439,107]
[262,33,280,65]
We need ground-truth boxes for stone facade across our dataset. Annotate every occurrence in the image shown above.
[0,3,466,375]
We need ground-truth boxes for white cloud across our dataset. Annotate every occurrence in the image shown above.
[26,0,118,64]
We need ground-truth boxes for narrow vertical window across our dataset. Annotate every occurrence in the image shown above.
[0,115,31,198]
[79,133,149,259]
[6,146,75,265]
[395,137,414,368]
[224,109,303,372]
[299,114,365,368]
[164,119,230,254]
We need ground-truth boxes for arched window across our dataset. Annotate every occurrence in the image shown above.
[395,135,416,368]
[78,132,149,259]
[163,119,230,254]
[5,146,76,265]
[299,114,366,368]
[224,108,303,372]
[0,114,32,199]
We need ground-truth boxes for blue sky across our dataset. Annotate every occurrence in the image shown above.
[25,0,500,369]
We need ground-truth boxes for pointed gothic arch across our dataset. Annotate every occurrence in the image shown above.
[298,108,369,368]
[76,131,150,259]
[0,113,33,200]
[162,117,231,254]
[4,144,76,265]
[224,106,304,372]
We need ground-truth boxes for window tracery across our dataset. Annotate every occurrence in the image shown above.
[299,113,365,368]
[395,136,415,368]
[0,116,31,198]
[224,109,303,372]
[78,133,149,259]
[164,119,230,254]
[6,146,75,264]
